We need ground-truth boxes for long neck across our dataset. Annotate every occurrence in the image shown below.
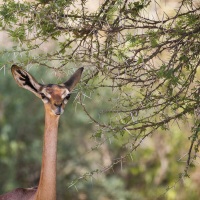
[35,108,60,200]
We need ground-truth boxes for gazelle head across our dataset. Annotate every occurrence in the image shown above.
[11,65,83,116]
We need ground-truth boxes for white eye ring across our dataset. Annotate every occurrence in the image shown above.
[42,98,49,104]
[64,99,68,104]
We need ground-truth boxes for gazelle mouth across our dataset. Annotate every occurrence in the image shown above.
[54,111,62,116]
[53,108,64,116]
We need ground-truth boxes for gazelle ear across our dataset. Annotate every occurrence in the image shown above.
[64,67,84,91]
[11,65,42,97]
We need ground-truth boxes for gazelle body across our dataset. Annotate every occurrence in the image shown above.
[0,65,83,200]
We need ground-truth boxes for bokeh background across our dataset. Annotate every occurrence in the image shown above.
[0,0,200,199]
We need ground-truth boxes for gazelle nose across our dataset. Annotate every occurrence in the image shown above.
[54,103,62,107]
[53,104,64,116]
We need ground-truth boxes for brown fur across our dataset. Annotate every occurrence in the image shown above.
[0,65,83,200]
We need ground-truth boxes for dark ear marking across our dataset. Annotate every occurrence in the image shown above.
[16,69,38,92]
[11,65,42,98]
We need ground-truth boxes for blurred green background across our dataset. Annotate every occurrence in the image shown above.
[0,58,200,200]
[0,0,200,199]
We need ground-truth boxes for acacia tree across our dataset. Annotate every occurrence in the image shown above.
[0,0,200,193]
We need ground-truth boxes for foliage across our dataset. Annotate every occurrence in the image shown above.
[0,0,200,199]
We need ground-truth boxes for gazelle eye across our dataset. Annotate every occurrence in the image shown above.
[65,94,71,100]
[40,93,49,104]
[40,93,46,99]
[63,94,71,104]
